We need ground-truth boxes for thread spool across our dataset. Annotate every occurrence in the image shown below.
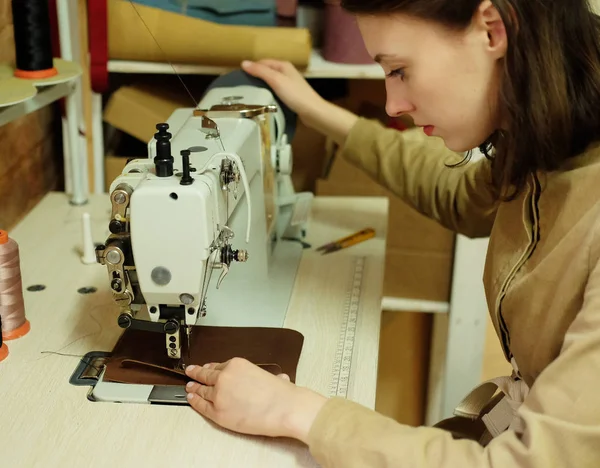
[11,0,58,79]
[0,230,30,341]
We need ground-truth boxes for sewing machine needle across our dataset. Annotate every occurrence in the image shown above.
[186,326,191,358]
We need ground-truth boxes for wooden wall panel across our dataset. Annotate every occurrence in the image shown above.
[0,2,61,230]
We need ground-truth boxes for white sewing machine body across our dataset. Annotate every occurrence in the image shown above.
[95,77,312,371]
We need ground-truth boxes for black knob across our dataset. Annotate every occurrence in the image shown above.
[164,320,179,334]
[154,123,174,177]
[109,219,125,234]
[111,278,122,292]
[117,314,132,328]
[180,149,194,186]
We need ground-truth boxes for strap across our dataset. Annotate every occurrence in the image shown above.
[481,384,528,436]
[454,358,529,438]
[454,376,514,420]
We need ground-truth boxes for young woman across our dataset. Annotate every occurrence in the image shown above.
[183,1,600,466]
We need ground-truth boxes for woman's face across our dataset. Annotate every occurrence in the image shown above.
[356,2,507,152]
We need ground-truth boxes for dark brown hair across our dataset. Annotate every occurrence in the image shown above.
[342,0,600,198]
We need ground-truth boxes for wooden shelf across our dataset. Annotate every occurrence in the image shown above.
[107,49,385,80]
[0,82,74,127]
[0,58,82,126]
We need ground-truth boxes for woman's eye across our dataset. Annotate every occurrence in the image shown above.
[386,68,405,80]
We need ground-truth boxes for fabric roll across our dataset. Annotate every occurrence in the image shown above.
[322,2,372,64]
[108,0,312,68]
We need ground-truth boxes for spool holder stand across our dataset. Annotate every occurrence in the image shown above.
[0,0,88,206]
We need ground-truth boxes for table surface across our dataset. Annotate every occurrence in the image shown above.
[0,192,387,468]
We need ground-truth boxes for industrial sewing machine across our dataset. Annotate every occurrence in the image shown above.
[94,72,313,366]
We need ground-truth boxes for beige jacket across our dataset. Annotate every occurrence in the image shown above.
[307,118,600,467]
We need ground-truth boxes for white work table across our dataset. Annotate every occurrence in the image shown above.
[1,192,387,467]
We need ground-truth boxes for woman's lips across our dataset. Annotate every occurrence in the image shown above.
[423,125,434,136]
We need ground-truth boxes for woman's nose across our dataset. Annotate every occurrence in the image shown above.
[385,97,415,117]
[385,85,415,117]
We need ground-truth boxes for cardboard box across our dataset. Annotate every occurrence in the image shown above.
[375,310,432,426]
[317,167,454,252]
[103,84,190,143]
[104,154,129,192]
[316,155,455,302]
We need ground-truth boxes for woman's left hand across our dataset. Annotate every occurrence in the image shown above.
[184,358,327,443]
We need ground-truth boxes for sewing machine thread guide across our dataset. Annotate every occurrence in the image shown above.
[329,256,365,398]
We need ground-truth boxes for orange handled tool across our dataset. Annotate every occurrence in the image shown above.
[316,228,376,254]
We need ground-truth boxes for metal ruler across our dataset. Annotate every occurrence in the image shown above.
[329,256,366,398]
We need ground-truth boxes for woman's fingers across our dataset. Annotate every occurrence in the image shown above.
[241,61,281,87]
[254,59,295,73]
[242,59,289,74]
[187,381,216,401]
[185,365,220,385]
[187,391,213,416]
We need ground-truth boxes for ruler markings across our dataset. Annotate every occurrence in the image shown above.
[329,256,365,398]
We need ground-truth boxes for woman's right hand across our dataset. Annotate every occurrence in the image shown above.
[241,59,324,120]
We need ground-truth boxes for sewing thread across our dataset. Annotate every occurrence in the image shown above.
[0,315,8,362]
[0,230,30,340]
[11,0,58,79]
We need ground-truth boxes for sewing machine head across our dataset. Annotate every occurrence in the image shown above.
[95,71,311,362]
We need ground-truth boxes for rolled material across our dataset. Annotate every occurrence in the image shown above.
[276,0,298,18]
[322,1,372,64]
[108,0,312,68]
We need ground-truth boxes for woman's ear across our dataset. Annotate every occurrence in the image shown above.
[475,0,508,59]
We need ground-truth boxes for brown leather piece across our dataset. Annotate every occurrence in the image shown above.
[103,326,304,385]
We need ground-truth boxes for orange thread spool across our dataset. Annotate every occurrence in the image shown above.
[0,230,30,341]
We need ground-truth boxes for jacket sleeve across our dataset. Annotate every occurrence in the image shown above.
[340,118,498,238]
[306,255,600,468]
